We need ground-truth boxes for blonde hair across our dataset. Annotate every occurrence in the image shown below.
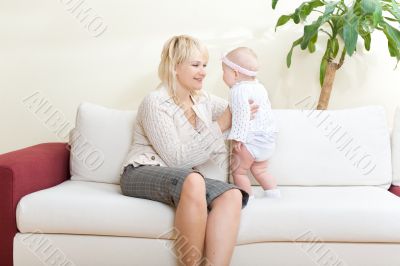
[158,35,209,104]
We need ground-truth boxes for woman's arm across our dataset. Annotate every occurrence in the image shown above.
[217,107,232,132]
[140,95,226,168]
[209,94,228,121]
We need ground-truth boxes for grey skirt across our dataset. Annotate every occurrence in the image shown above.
[120,164,249,210]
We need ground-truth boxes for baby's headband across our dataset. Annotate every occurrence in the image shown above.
[221,54,258,77]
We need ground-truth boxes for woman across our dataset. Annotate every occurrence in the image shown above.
[120,35,256,266]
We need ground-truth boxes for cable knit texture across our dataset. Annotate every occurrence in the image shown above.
[122,86,228,174]
[228,80,277,143]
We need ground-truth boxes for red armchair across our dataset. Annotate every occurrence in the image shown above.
[0,143,70,266]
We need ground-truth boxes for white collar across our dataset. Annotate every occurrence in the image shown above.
[156,84,208,105]
[156,85,210,125]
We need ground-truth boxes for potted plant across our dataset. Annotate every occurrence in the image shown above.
[272,0,400,109]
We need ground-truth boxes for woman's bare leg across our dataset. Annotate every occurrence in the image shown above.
[204,189,243,266]
[174,173,208,266]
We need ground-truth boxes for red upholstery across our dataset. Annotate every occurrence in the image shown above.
[0,143,70,266]
[389,185,400,197]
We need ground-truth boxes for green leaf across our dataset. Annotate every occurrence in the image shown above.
[362,33,371,50]
[332,38,340,57]
[360,18,374,33]
[390,0,400,21]
[286,37,303,67]
[320,40,332,86]
[382,21,400,48]
[298,0,324,20]
[302,0,325,17]
[388,37,399,57]
[301,16,324,49]
[320,58,329,86]
[299,4,311,20]
[384,16,399,22]
[310,0,325,9]
[308,33,318,53]
[380,21,400,65]
[373,2,383,25]
[361,0,377,14]
[343,9,359,56]
[324,1,339,16]
[358,18,372,50]
[300,2,338,49]
[275,15,292,31]
[272,0,279,9]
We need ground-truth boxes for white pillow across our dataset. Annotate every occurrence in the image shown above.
[69,102,136,184]
[392,107,400,186]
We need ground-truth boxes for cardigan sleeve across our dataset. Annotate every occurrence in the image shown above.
[140,95,225,168]
[209,94,228,121]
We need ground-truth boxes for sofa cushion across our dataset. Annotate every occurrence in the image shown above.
[392,107,400,186]
[16,180,400,243]
[231,106,392,187]
[69,102,136,184]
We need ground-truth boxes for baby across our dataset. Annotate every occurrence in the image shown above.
[222,47,280,199]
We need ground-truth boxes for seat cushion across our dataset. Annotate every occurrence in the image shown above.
[17,180,400,244]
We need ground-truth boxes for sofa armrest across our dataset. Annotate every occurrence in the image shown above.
[0,143,70,266]
[389,185,400,197]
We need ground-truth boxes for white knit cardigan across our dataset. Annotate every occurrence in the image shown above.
[121,86,229,175]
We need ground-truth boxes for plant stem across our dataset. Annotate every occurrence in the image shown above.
[317,62,338,110]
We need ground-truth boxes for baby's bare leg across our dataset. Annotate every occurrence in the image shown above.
[231,145,255,196]
[250,160,277,190]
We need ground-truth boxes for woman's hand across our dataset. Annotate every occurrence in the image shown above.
[232,140,242,152]
[217,100,259,132]
[217,107,232,132]
[249,99,259,120]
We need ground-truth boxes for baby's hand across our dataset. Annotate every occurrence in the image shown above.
[233,140,242,152]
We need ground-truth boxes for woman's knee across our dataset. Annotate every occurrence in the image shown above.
[212,189,242,209]
[180,172,206,205]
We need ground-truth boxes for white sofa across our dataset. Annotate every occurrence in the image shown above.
[13,103,400,266]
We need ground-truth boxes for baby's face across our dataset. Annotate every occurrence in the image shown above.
[222,63,236,88]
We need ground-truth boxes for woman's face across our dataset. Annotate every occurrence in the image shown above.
[175,51,207,91]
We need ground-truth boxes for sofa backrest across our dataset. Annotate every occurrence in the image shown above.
[264,106,392,187]
[392,107,400,186]
[69,103,392,187]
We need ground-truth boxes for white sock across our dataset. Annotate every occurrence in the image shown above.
[264,188,281,198]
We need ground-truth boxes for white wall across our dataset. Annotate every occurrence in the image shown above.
[1,0,399,154]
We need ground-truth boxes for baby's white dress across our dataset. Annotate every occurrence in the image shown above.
[227,80,278,161]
